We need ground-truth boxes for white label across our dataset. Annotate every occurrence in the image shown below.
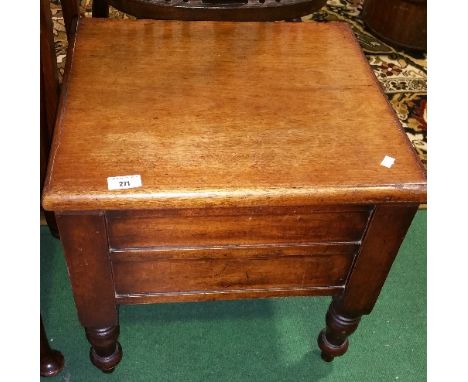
[107,175,142,190]
[380,155,396,168]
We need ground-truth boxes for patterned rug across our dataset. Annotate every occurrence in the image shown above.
[50,0,427,166]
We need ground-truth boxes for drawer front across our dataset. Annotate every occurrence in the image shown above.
[111,243,357,296]
[107,205,371,250]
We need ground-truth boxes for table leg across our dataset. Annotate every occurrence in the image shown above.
[86,326,122,373]
[317,204,419,361]
[57,213,122,372]
[317,299,361,362]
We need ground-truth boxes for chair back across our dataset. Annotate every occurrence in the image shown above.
[40,0,79,234]
[97,0,327,21]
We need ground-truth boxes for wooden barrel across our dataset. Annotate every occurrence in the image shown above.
[361,0,427,51]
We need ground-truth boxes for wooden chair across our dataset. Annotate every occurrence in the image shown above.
[91,0,327,21]
[40,0,81,376]
[40,0,61,237]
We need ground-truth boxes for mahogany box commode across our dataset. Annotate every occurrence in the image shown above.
[42,19,427,372]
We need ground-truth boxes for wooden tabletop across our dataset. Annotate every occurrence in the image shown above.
[43,19,426,211]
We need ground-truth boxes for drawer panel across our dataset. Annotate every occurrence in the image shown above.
[107,205,371,249]
[112,243,356,295]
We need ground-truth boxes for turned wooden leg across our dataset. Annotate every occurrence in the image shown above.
[40,317,64,377]
[316,205,418,361]
[85,326,122,373]
[317,299,361,362]
[92,0,109,18]
[57,213,121,371]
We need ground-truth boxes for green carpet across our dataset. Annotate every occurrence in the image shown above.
[41,210,426,381]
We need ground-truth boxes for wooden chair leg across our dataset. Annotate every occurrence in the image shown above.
[92,0,110,18]
[43,210,60,238]
[61,0,80,37]
[40,317,64,377]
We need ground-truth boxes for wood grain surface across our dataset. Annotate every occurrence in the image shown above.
[107,205,370,249]
[56,213,118,328]
[42,19,426,211]
[112,246,355,296]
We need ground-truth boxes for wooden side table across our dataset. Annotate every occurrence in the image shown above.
[42,19,426,372]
